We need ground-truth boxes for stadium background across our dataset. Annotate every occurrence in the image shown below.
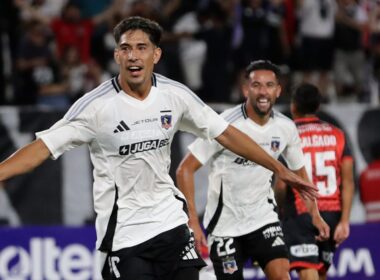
[0,0,380,279]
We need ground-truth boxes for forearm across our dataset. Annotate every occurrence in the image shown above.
[340,160,355,223]
[0,139,50,181]
[216,125,285,174]
[176,154,202,223]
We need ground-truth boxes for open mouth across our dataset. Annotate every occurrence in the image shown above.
[128,66,143,76]
[257,98,269,106]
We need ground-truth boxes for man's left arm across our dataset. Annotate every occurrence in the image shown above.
[334,158,355,247]
[293,167,330,241]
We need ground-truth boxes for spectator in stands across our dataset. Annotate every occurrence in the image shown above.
[16,0,67,22]
[297,0,337,102]
[60,46,110,102]
[14,0,120,63]
[192,1,236,103]
[14,19,70,108]
[360,141,380,223]
[334,0,368,102]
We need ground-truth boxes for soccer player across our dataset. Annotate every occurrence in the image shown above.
[0,17,319,280]
[176,60,329,280]
[276,83,355,280]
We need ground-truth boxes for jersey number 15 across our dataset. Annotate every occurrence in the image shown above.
[304,151,337,196]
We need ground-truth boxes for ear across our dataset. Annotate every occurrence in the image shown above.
[276,85,282,98]
[241,81,249,98]
[153,47,162,65]
[114,49,120,65]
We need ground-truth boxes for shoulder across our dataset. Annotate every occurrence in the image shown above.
[320,119,345,137]
[220,103,246,124]
[64,77,119,121]
[154,73,205,105]
[273,110,296,128]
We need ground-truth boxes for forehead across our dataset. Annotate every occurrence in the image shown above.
[248,70,277,81]
[119,29,152,45]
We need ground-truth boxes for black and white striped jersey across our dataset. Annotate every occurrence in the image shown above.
[188,103,304,237]
[36,73,228,252]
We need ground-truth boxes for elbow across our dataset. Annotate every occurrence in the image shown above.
[176,165,186,183]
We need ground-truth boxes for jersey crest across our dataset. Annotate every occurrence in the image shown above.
[161,114,172,129]
[271,139,280,152]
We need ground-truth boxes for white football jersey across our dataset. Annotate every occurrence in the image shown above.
[36,73,228,251]
[188,104,304,237]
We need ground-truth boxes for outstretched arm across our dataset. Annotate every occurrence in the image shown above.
[0,139,51,182]
[334,158,354,247]
[215,125,318,201]
[176,153,207,253]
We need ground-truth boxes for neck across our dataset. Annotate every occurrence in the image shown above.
[118,76,152,100]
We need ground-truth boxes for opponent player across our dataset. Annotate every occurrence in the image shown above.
[276,83,354,280]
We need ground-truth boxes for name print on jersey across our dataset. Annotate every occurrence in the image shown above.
[119,138,169,155]
[301,135,337,148]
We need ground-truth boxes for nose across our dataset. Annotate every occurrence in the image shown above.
[127,49,137,61]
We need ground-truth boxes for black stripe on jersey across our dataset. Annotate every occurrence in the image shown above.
[241,102,248,119]
[99,185,119,252]
[151,73,157,87]
[175,195,189,216]
[111,76,121,93]
[206,182,224,234]
[268,198,278,214]
[160,110,171,113]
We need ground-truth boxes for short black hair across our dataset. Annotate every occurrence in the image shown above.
[292,83,322,114]
[113,16,163,46]
[245,60,281,81]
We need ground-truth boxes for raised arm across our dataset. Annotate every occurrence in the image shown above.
[176,153,207,253]
[215,125,318,201]
[0,139,51,181]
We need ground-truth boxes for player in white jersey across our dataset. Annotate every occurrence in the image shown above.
[176,60,330,280]
[0,18,321,280]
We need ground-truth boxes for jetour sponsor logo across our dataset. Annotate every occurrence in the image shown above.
[0,238,102,280]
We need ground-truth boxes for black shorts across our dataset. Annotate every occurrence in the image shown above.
[282,211,341,272]
[208,222,289,280]
[102,224,206,280]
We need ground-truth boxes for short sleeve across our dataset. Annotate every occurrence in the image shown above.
[179,103,228,140]
[282,123,305,171]
[36,107,96,160]
[188,137,224,165]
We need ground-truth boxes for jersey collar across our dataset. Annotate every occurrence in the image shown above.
[112,74,157,93]
[294,116,320,124]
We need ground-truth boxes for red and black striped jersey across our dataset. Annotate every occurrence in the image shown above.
[291,117,353,214]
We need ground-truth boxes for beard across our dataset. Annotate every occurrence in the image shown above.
[252,102,273,117]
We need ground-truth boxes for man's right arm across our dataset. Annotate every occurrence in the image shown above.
[176,152,207,253]
[0,139,51,181]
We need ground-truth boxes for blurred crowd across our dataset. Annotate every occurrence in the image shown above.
[0,0,379,109]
